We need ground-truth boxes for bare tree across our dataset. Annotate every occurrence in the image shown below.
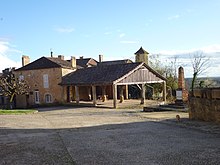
[0,73,29,109]
[191,51,210,94]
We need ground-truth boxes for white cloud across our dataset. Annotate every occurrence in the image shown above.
[0,41,21,72]
[104,31,112,35]
[120,40,137,44]
[0,41,9,54]
[119,33,125,38]
[155,44,220,77]
[200,44,220,53]
[55,27,75,33]
[168,14,180,20]
[158,44,220,55]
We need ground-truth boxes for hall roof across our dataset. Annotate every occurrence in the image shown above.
[61,62,166,86]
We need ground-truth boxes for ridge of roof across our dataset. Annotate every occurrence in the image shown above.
[47,57,73,69]
[15,56,75,71]
[98,59,133,66]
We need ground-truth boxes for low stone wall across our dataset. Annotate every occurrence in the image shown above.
[189,88,220,123]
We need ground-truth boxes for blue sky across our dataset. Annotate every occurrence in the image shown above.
[1,0,220,77]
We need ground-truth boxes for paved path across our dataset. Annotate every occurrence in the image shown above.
[0,107,220,165]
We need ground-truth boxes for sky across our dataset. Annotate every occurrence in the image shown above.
[0,0,220,77]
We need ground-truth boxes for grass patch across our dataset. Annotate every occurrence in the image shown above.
[0,109,37,115]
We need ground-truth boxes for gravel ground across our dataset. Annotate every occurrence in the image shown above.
[0,107,220,165]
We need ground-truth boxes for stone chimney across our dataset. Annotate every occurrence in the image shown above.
[58,55,64,60]
[99,54,103,62]
[71,56,76,68]
[22,55,30,66]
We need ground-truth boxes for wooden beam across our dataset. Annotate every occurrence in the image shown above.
[75,86,80,104]
[92,85,97,106]
[116,80,164,86]
[113,84,117,108]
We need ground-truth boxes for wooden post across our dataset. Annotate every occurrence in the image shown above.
[102,86,107,102]
[92,85,97,106]
[162,81,166,102]
[75,86,80,104]
[113,84,117,108]
[125,85,129,100]
[119,86,124,103]
[140,84,145,104]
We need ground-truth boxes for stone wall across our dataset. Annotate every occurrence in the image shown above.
[189,88,220,123]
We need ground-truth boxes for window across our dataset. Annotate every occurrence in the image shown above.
[34,90,40,104]
[45,94,52,103]
[43,74,49,88]
[19,75,24,81]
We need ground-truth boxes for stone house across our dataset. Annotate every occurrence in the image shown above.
[14,55,97,108]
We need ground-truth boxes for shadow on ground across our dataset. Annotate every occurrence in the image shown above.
[1,119,220,165]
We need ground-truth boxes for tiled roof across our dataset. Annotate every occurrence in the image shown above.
[135,47,149,55]
[61,62,166,86]
[98,59,133,66]
[61,63,141,86]
[15,57,75,71]
[76,58,97,68]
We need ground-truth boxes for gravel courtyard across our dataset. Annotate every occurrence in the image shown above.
[0,107,220,165]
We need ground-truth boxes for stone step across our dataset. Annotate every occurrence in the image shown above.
[143,104,188,112]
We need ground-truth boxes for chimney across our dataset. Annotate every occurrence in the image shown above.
[80,56,83,59]
[71,56,76,68]
[22,55,30,66]
[58,55,64,60]
[99,54,103,62]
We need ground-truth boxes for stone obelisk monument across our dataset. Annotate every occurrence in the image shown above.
[176,67,188,104]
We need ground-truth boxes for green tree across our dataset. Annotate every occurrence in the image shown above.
[149,55,178,88]
[149,54,178,100]
[0,72,29,109]
[190,51,210,95]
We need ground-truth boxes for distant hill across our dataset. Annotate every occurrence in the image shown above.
[185,77,220,90]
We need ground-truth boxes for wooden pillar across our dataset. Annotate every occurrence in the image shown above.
[75,86,80,104]
[113,84,117,108]
[119,86,124,103]
[125,85,129,100]
[140,84,145,104]
[162,81,166,102]
[92,85,97,106]
[102,86,107,102]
